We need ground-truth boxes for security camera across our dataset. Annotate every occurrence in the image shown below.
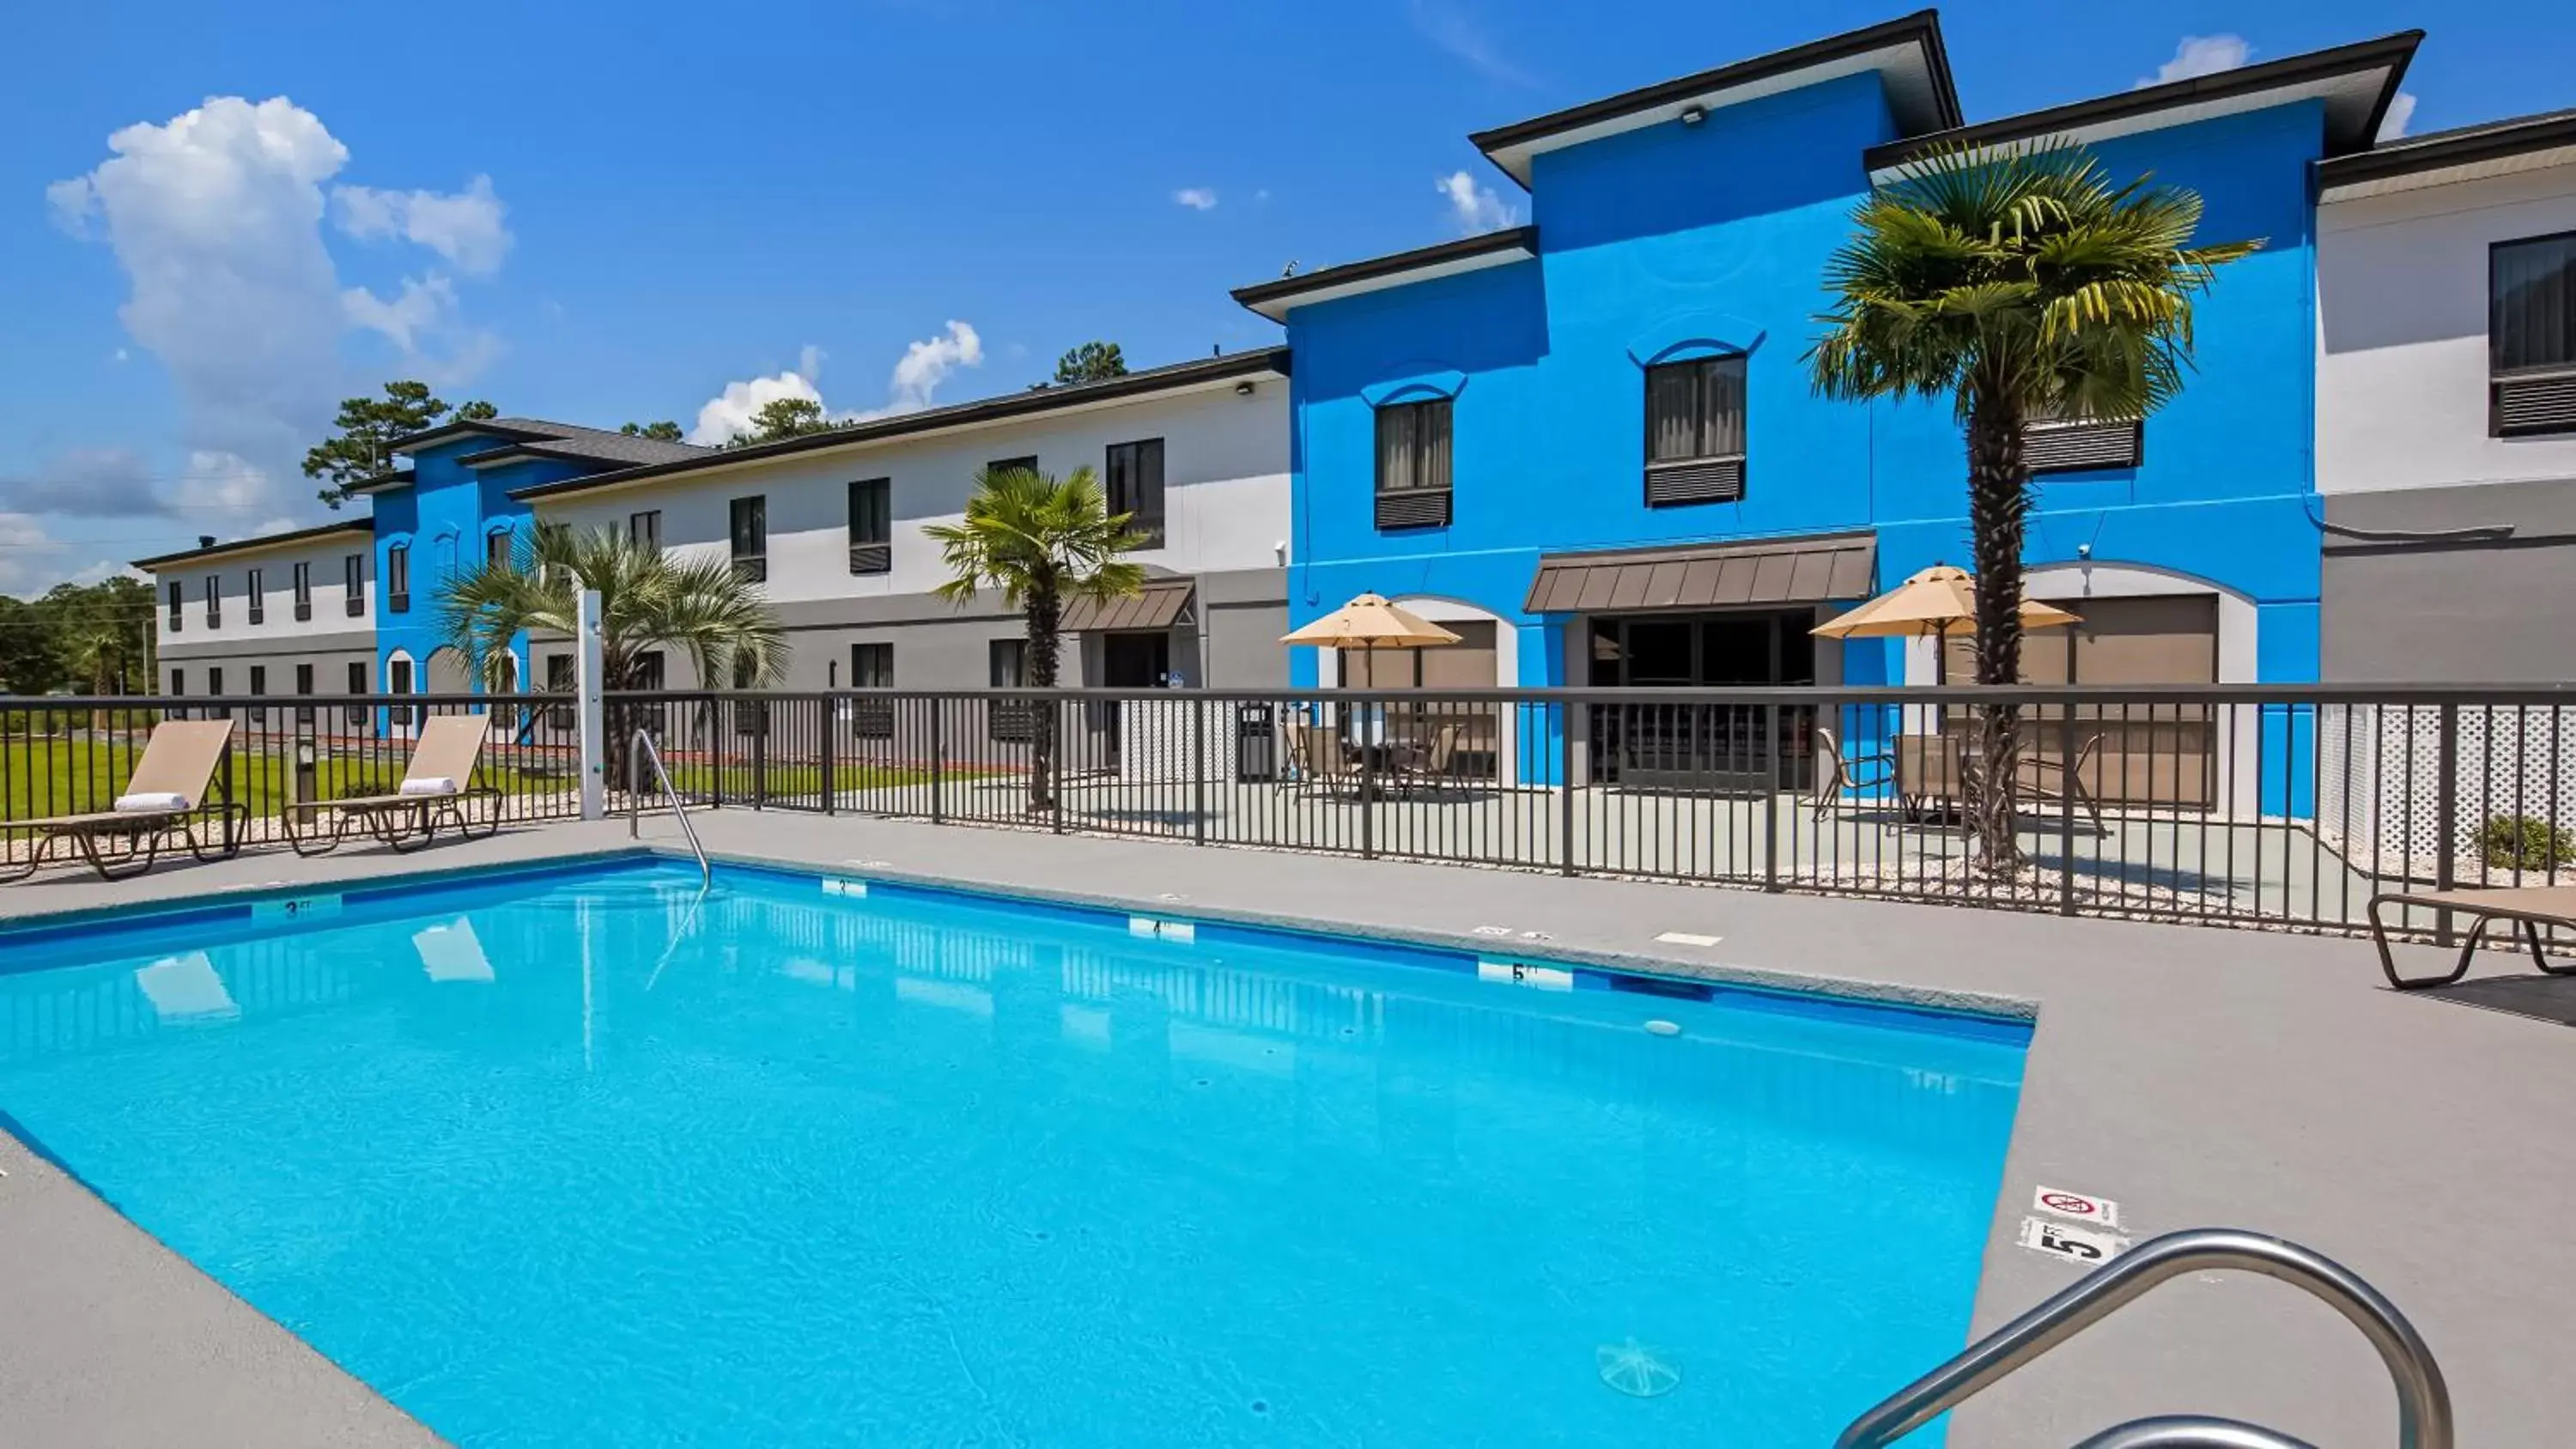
[2075,543,2093,559]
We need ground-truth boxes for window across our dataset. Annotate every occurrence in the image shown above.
[1104,439,1166,548]
[1374,398,1453,529]
[340,660,360,725]
[731,652,767,736]
[208,666,224,698]
[169,667,183,698]
[850,642,894,737]
[729,495,768,582]
[387,544,410,613]
[242,567,264,626]
[166,580,182,634]
[847,479,891,574]
[632,652,666,690]
[2492,231,2576,435]
[344,553,365,615]
[487,529,513,572]
[2024,403,2144,473]
[295,662,315,724]
[629,510,662,553]
[987,639,1032,741]
[987,455,1038,478]
[1643,355,1747,505]
[387,657,414,726]
[248,665,267,724]
[204,574,222,628]
[292,560,313,621]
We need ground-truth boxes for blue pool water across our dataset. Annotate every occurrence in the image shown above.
[0,859,2024,1446]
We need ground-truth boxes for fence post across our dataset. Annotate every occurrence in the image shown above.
[1558,702,1577,876]
[1191,695,1207,846]
[930,700,945,824]
[1362,699,1377,860]
[708,696,725,809]
[1763,702,1782,892]
[820,696,837,816]
[2434,702,2459,947]
[2059,708,2078,916]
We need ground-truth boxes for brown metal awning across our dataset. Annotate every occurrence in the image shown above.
[1523,533,1876,614]
[1061,578,1197,633]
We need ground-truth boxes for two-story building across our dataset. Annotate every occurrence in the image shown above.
[132,521,377,723]
[1237,14,2416,799]
[513,349,1292,696]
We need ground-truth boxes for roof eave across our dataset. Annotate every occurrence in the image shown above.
[2318,112,2576,191]
[1230,228,1539,322]
[131,519,371,571]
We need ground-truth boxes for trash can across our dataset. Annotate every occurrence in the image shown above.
[1235,702,1278,782]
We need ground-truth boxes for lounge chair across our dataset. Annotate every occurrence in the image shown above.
[2368,883,2576,990]
[1,718,246,882]
[283,714,503,857]
[1810,725,1895,819]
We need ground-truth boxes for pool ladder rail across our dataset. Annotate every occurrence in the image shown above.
[1833,1228,2452,1449]
[627,729,711,888]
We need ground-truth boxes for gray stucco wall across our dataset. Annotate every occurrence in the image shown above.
[2321,480,2576,682]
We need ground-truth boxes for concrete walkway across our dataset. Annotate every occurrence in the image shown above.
[1,813,2567,1446]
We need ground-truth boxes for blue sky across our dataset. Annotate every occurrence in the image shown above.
[2,0,2567,591]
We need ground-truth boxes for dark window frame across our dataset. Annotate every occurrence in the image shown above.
[486,528,514,573]
[847,478,891,574]
[387,543,411,613]
[849,642,895,738]
[166,580,182,634]
[341,660,361,725]
[1643,354,1749,506]
[2490,228,2576,437]
[2023,407,2147,474]
[987,637,1034,741]
[629,510,662,553]
[1373,397,1454,530]
[203,573,222,628]
[246,567,265,626]
[344,553,365,616]
[987,454,1039,478]
[292,560,313,621]
[1104,438,1167,548]
[729,495,768,583]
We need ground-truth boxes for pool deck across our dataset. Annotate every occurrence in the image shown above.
[2,813,2568,1446]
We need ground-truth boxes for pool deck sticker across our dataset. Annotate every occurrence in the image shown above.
[1654,931,1724,948]
[1479,961,1575,991]
[1127,915,1196,943]
[2032,1186,2123,1229]
[2018,1216,2131,1265]
[820,878,870,898]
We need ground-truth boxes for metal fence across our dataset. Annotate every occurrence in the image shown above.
[1,693,586,861]
[7,683,2573,938]
[605,683,2576,938]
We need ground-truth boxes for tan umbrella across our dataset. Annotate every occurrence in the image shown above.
[1279,592,1461,650]
[1812,565,2079,683]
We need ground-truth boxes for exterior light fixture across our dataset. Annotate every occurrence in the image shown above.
[1680,105,1707,126]
[1235,380,1257,397]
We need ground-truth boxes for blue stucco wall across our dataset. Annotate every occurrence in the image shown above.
[1285,76,2330,739]
[374,439,580,705]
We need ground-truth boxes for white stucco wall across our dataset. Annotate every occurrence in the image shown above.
[2317,152,2576,494]
[149,534,374,654]
[533,381,1290,600]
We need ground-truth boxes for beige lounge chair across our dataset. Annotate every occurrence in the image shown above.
[283,714,502,856]
[2,718,246,882]
[2370,883,2576,990]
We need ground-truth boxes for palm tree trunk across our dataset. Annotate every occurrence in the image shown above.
[1965,392,2033,871]
[1024,585,1062,814]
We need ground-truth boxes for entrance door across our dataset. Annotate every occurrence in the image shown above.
[1098,631,1170,769]
[1587,611,1817,789]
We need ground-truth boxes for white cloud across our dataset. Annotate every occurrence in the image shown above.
[854,321,983,421]
[331,174,512,276]
[47,95,509,521]
[2140,34,2251,87]
[688,370,824,446]
[11,446,168,518]
[2379,92,2418,141]
[1173,186,1218,210]
[689,322,987,444]
[1437,170,1517,235]
[0,514,112,595]
[1408,0,1535,87]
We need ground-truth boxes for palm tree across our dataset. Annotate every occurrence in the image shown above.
[437,524,786,782]
[1808,141,2257,868]
[926,464,1147,813]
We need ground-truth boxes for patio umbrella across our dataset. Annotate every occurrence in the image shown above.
[1811,565,2079,683]
[1279,592,1461,652]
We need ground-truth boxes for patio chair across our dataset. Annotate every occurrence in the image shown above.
[2016,730,2106,834]
[1809,725,1895,820]
[1,718,246,883]
[1290,723,1361,798]
[2368,883,2576,990]
[1893,732,1965,822]
[1394,723,1463,797]
[282,714,503,857]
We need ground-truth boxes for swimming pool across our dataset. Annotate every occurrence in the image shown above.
[0,857,2024,1446]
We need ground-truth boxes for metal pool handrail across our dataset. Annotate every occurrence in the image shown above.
[2069,1418,2318,1449]
[1832,1228,2451,1449]
[628,729,709,888]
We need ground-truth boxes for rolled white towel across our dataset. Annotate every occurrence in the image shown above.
[398,776,459,797]
[113,791,191,813]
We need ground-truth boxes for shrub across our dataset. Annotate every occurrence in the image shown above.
[2480,813,2576,871]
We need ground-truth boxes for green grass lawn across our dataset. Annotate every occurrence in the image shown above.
[664,760,951,799]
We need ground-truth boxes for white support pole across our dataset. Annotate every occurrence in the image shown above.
[576,588,606,821]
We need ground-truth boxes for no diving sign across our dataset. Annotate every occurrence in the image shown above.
[2032,1185,2122,1229]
